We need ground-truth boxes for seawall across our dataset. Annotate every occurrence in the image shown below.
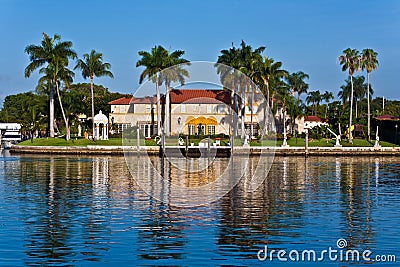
[9,145,400,157]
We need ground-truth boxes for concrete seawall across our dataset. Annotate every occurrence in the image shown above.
[9,145,400,157]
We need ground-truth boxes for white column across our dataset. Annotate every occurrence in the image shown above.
[96,124,100,140]
[105,124,108,140]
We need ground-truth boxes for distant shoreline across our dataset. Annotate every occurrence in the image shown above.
[9,145,400,157]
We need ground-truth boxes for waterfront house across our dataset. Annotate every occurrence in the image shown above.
[108,89,261,137]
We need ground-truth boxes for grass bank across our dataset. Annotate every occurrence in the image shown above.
[17,137,397,147]
[18,137,123,146]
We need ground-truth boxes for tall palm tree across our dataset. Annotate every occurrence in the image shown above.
[217,40,265,138]
[338,48,360,144]
[25,33,76,137]
[286,71,309,101]
[136,46,169,135]
[338,76,372,118]
[160,50,190,136]
[237,41,265,138]
[275,83,292,145]
[286,97,304,135]
[360,49,379,141]
[322,91,334,118]
[306,91,322,116]
[253,56,288,110]
[353,76,367,118]
[39,56,75,140]
[253,56,288,133]
[216,45,242,136]
[75,50,114,140]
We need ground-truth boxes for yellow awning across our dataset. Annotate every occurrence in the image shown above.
[186,117,217,125]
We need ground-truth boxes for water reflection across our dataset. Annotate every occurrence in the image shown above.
[0,154,399,265]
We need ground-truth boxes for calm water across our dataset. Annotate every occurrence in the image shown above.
[0,150,399,266]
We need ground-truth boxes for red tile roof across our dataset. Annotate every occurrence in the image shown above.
[108,97,132,105]
[130,96,158,104]
[108,89,231,105]
[304,116,323,122]
[374,115,400,121]
[170,89,231,104]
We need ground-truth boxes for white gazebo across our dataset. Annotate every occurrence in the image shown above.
[93,110,109,140]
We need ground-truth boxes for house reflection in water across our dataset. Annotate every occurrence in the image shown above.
[3,155,398,264]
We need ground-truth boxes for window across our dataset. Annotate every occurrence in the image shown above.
[120,106,125,113]
[145,105,151,113]
[207,125,215,135]
[188,124,195,135]
[116,123,130,133]
[181,104,186,113]
[207,105,212,113]
[140,123,152,138]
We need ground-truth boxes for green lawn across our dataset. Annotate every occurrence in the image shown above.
[18,137,123,146]
[18,137,398,147]
[251,137,397,147]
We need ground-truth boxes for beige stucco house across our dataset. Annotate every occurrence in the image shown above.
[108,89,262,137]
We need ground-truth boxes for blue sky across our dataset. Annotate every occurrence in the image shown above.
[0,0,399,107]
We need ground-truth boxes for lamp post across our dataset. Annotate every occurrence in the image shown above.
[395,124,398,145]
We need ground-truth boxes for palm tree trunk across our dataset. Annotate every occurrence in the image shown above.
[90,77,95,141]
[367,72,371,141]
[231,89,237,136]
[156,80,161,135]
[165,83,170,136]
[355,98,358,119]
[265,81,270,132]
[282,106,287,145]
[55,81,70,141]
[325,104,328,119]
[250,85,254,137]
[349,75,354,144]
[241,90,245,139]
[49,81,55,137]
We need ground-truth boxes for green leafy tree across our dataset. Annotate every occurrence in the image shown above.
[75,50,114,140]
[24,33,76,138]
[67,83,130,117]
[0,92,47,140]
[338,48,360,143]
[360,48,379,140]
